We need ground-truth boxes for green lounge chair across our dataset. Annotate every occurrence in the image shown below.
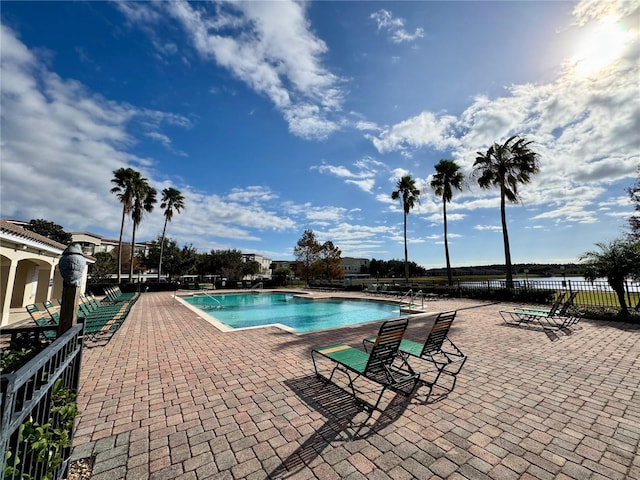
[513,291,568,315]
[25,304,58,340]
[104,286,139,303]
[500,292,579,330]
[311,317,418,413]
[364,311,466,394]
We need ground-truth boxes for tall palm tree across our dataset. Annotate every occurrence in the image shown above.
[111,168,139,283]
[431,159,465,286]
[128,176,157,282]
[391,175,421,282]
[158,187,185,281]
[473,136,540,287]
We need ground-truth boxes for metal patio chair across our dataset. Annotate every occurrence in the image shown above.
[311,317,419,413]
[364,311,466,394]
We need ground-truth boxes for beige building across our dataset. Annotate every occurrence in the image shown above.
[341,257,370,275]
[242,253,272,279]
[0,220,91,326]
[70,231,149,258]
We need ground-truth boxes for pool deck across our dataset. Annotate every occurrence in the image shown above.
[71,291,640,479]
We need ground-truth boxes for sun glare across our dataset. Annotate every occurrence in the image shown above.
[571,18,633,76]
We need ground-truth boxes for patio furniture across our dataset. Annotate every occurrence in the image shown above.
[47,299,129,341]
[311,318,419,413]
[104,286,139,303]
[25,304,58,340]
[500,292,579,330]
[513,291,568,315]
[364,311,466,392]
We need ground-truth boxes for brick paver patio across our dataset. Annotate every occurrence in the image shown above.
[71,291,640,479]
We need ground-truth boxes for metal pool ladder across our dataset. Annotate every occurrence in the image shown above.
[201,293,224,310]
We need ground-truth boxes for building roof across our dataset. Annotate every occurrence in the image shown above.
[0,218,67,251]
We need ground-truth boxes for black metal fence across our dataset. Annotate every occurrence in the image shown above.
[453,279,640,312]
[354,278,640,314]
[1,323,84,480]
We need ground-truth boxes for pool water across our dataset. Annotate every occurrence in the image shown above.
[184,292,403,332]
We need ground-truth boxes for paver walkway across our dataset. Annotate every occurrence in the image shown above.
[71,291,640,479]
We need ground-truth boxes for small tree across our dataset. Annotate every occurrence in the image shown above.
[580,239,640,318]
[273,267,294,286]
[242,260,261,279]
[294,230,322,285]
[88,252,116,282]
[318,241,343,280]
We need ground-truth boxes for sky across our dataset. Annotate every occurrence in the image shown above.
[1,1,638,268]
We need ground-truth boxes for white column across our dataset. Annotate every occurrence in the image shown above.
[1,261,18,326]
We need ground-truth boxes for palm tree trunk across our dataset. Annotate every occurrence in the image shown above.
[443,200,452,286]
[129,226,137,283]
[403,212,409,282]
[158,217,168,281]
[117,207,126,284]
[500,188,513,288]
[611,278,629,317]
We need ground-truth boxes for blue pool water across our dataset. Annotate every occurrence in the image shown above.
[184,292,403,332]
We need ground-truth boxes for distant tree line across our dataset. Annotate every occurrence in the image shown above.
[88,237,261,283]
[367,258,427,279]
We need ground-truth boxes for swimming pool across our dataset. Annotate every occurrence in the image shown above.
[183,292,403,332]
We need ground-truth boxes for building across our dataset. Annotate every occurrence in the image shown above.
[242,253,272,279]
[70,232,150,258]
[0,219,92,326]
[341,257,370,275]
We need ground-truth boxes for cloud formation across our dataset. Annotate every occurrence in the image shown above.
[368,2,639,229]
[116,0,345,140]
[0,24,298,249]
[370,9,425,44]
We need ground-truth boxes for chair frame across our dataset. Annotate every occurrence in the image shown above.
[500,292,579,330]
[311,318,419,413]
[25,304,58,340]
[364,311,466,393]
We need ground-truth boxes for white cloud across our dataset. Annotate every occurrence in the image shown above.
[369,0,640,231]
[370,9,424,44]
[226,186,279,203]
[474,225,503,232]
[116,0,345,140]
[355,120,380,132]
[311,157,385,193]
[372,111,459,153]
[0,24,297,248]
[571,0,638,26]
[315,222,397,258]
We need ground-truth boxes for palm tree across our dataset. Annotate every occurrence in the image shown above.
[431,159,465,286]
[158,187,185,281]
[391,175,421,282]
[128,176,157,282]
[473,136,540,287]
[581,239,640,318]
[111,168,139,283]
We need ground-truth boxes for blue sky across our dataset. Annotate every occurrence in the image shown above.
[1,1,638,268]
